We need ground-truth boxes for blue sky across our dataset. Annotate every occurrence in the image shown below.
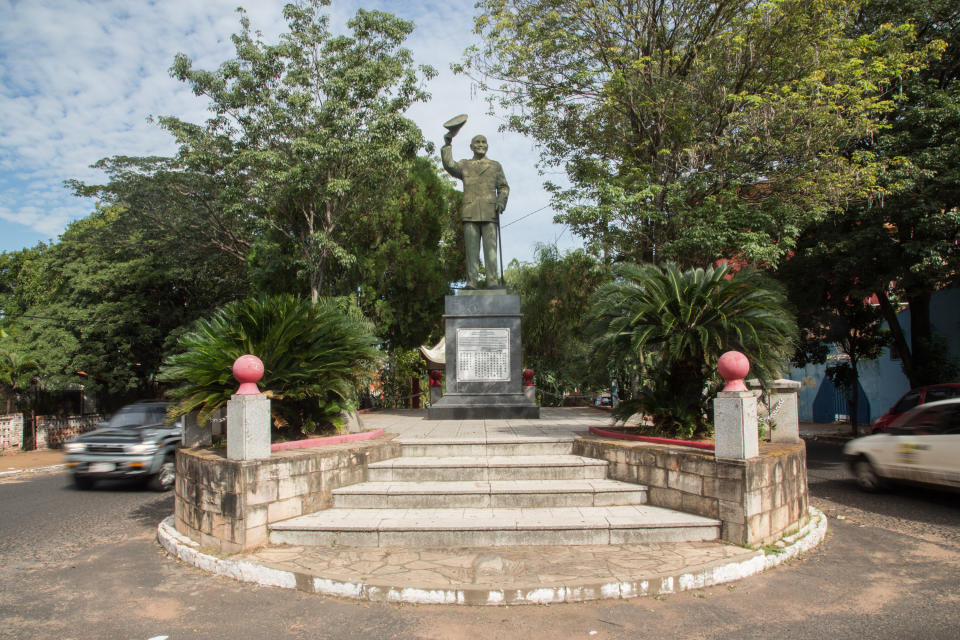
[0,0,580,263]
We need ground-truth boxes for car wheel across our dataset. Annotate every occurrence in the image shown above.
[74,475,96,490]
[853,458,884,492]
[147,455,175,492]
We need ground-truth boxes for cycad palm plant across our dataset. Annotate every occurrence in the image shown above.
[589,262,796,438]
[160,294,379,438]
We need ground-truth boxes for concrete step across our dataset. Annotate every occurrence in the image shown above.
[332,479,648,509]
[366,455,609,482]
[398,438,574,457]
[269,505,721,548]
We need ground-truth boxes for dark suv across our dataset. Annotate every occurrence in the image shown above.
[64,402,183,491]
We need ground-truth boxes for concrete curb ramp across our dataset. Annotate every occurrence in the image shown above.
[157,506,827,606]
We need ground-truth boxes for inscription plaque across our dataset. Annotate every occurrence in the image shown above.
[457,328,510,382]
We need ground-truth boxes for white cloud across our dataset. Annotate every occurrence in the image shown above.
[0,0,581,262]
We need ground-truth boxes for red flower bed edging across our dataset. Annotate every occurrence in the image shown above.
[588,426,715,451]
[270,428,386,452]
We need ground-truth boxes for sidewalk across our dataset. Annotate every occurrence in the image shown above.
[798,421,861,443]
[0,448,66,475]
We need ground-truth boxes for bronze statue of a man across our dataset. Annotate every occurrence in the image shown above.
[441,122,509,289]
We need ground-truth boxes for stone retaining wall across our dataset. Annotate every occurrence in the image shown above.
[0,414,23,450]
[0,413,101,450]
[175,437,402,554]
[36,415,101,449]
[574,438,808,546]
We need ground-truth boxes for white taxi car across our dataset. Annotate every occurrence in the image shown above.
[844,398,960,492]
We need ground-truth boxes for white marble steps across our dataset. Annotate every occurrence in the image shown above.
[270,505,720,547]
[366,455,608,482]
[398,438,575,457]
[332,479,648,509]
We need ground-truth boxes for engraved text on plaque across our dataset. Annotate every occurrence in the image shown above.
[457,328,510,382]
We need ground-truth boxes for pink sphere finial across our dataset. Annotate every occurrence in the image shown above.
[523,368,535,386]
[718,351,750,392]
[233,355,264,395]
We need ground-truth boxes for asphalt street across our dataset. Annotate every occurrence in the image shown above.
[1,441,958,640]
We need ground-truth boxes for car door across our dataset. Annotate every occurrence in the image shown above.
[886,404,960,487]
[911,404,960,488]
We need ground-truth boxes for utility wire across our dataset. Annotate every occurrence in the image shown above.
[502,204,551,229]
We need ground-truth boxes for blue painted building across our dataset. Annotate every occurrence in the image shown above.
[790,287,960,425]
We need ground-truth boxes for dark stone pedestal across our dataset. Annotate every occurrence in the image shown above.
[427,292,540,420]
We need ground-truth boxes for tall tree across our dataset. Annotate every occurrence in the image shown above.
[160,0,436,302]
[1,207,247,405]
[351,157,463,351]
[780,221,891,435]
[505,245,609,405]
[462,0,922,267]
[845,0,960,386]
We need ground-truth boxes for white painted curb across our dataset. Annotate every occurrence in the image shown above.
[158,506,827,606]
[0,464,66,478]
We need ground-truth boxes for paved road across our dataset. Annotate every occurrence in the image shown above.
[1,442,958,640]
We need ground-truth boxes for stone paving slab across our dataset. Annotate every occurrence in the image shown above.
[271,505,719,532]
[360,407,607,442]
[334,479,644,496]
[367,454,606,469]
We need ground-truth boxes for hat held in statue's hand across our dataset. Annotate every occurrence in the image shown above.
[443,114,468,135]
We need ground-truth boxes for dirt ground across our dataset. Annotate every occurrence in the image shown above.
[0,448,65,472]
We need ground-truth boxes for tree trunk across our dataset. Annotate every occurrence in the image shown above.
[849,356,860,437]
[875,289,918,387]
[411,377,420,409]
[908,292,935,386]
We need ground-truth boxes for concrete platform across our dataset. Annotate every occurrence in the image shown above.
[159,408,828,605]
[159,508,828,605]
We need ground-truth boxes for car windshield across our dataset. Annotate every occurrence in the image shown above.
[106,406,167,428]
[889,404,960,436]
[892,391,921,414]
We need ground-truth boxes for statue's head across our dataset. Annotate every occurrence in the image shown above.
[470,135,488,158]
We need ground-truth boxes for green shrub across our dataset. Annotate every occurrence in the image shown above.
[589,262,796,438]
[160,294,379,439]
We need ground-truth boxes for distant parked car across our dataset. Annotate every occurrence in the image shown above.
[870,383,960,433]
[63,401,183,491]
[844,398,960,492]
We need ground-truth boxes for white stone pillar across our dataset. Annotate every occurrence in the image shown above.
[226,355,271,461]
[714,351,759,460]
[227,394,271,460]
[429,369,443,405]
[768,379,801,444]
[714,391,759,459]
[182,411,211,448]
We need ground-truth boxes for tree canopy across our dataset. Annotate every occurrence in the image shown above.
[160,0,437,301]
[463,0,925,266]
[0,207,248,404]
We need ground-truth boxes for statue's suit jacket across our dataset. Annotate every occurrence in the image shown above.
[441,145,509,222]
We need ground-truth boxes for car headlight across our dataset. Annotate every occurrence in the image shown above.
[64,441,86,453]
[125,442,159,455]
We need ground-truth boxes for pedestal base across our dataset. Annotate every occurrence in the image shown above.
[428,393,539,420]
[426,293,539,420]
